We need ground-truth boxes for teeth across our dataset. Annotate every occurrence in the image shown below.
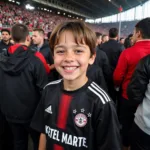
[64,67,77,71]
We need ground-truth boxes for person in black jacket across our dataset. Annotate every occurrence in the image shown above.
[0,30,14,150]
[101,28,124,73]
[87,64,108,92]
[95,35,115,101]
[0,24,48,150]
[127,55,150,150]
[0,29,12,53]
[31,28,59,81]
[31,29,53,65]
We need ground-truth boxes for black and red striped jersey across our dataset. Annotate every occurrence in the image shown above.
[31,79,121,150]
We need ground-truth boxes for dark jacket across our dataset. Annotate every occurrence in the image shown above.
[127,55,150,106]
[94,47,115,100]
[100,39,124,72]
[30,41,59,81]
[30,41,53,64]
[0,40,12,53]
[0,44,48,123]
[95,47,112,83]
[127,55,150,135]
[87,64,108,92]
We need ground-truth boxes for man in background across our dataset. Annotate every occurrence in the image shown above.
[31,29,59,81]
[101,28,124,73]
[0,29,12,53]
[102,34,109,44]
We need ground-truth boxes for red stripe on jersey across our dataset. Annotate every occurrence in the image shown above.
[57,94,72,129]
[54,94,72,150]
[53,144,64,150]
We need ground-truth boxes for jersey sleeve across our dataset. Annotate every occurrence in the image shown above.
[30,89,46,133]
[95,101,121,150]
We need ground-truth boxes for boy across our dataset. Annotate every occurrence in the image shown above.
[31,21,121,150]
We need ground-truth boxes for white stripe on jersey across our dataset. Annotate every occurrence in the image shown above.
[44,79,62,89]
[88,86,106,104]
[91,82,111,102]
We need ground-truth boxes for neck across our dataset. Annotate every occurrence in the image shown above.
[63,76,88,91]
[17,42,28,47]
[109,37,117,41]
[37,40,44,48]
[3,40,9,45]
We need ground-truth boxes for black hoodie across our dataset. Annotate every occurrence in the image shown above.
[0,44,48,123]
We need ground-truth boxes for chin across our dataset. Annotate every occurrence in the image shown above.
[63,77,77,81]
[62,74,78,81]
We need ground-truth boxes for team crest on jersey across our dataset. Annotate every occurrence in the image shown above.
[74,113,87,127]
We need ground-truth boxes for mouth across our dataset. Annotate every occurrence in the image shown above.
[62,66,79,73]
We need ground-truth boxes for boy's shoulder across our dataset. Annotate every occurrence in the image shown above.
[44,79,62,90]
[87,81,111,105]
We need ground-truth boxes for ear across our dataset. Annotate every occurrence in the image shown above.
[26,35,31,41]
[137,30,142,39]
[89,53,96,65]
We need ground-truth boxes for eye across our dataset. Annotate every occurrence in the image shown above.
[56,50,65,54]
[75,49,83,54]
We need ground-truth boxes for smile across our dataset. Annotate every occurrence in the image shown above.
[63,66,78,72]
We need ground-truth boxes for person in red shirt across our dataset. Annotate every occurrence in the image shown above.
[113,17,150,150]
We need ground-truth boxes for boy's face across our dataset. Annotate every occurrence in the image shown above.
[54,30,95,83]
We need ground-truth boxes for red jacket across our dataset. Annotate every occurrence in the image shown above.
[113,40,150,99]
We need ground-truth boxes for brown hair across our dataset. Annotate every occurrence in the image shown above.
[11,24,29,43]
[33,28,44,35]
[49,21,96,55]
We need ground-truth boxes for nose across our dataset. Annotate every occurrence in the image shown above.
[64,51,75,62]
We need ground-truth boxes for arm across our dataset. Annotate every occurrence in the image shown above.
[127,56,150,106]
[113,51,128,87]
[95,102,121,150]
[39,133,46,150]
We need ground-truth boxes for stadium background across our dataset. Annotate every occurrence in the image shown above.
[0,0,150,39]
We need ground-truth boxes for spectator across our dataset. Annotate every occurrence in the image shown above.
[120,37,125,45]
[0,28,12,53]
[31,20,121,150]
[94,35,112,96]
[31,28,53,66]
[113,17,150,150]
[127,55,150,150]
[102,34,109,44]
[95,32,102,49]
[124,34,133,49]
[31,28,59,81]
[0,24,48,150]
[101,27,124,73]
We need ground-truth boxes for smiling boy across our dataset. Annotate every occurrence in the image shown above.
[31,21,121,150]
